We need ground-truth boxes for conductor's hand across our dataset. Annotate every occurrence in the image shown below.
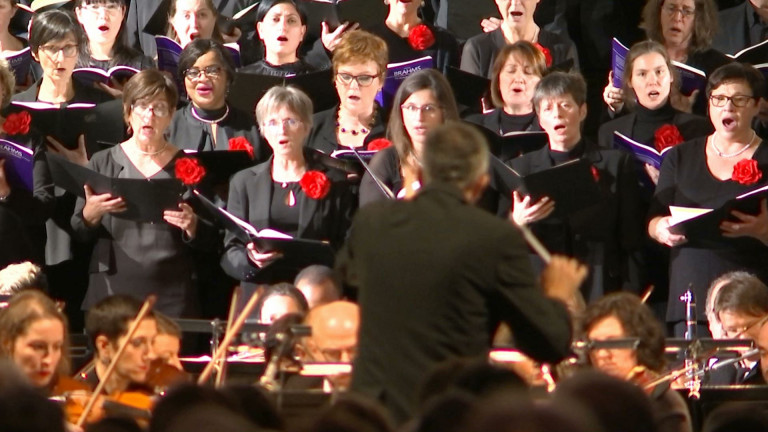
[82,184,126,226]
[721,198,768,245]
[510,191,555,226]
[540,255,588,306]
[164,202,198,239]
[603,71,624,113]
[246,242,282,268]
[650,215,687,247]
[481,16,501,33]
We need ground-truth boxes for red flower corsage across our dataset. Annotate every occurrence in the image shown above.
[175,157,206,186]
[300,170,331,199]
[3,111,31,135]
[229,136,254,159]
[408,24,436,51]
[533,42,552,67]
[367,138,392,151]
[654,124,684,152]
[591,165,600,182]
[732,158,762,185]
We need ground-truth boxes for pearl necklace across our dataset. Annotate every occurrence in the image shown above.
[136,141,168,156]
[190,104,229,124]
[711,131,756,158]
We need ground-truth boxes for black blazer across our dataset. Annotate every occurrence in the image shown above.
[712,1,752,56]
[305,105,388,155]
[460,28,579,78]
[339,182,572,422]
[509,140,645,297]
[221,150,353,283]
[167,102,266,156]
[597,110,713,149]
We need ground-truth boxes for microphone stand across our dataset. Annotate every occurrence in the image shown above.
[350,146,395,199]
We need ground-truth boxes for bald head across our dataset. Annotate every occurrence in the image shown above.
[304,301,360,363]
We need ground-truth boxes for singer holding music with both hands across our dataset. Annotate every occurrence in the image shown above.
[649,62,768,336]
[221,86,352,287]
[71,70,215,317]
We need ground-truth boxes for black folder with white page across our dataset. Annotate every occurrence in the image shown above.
[193,190,335,267]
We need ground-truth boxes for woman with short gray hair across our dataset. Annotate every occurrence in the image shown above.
[221,85,352,288]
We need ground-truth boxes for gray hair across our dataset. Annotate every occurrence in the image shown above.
[713,272,768,318]
[255,85,313,131]
[0,262,47,295]
[422,122,489,191]
[533,71,587,113]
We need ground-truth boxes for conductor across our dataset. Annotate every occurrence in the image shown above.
[337,121,588,422]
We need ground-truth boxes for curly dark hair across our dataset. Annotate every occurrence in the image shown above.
[582,292,666,372]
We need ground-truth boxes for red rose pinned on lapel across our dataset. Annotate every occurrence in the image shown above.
[591,165,600,182]
[3,111,31,135]
[175,157,206,186]
[654,124,684,152]
[229,136,254,159]
[367,138,392,151]
[300,170,331,199]
[408,24,436,51]
[732,158,762,185]
[533,42,552,67]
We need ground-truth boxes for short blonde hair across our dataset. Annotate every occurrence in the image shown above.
[332,30,388,80]
[0,58,15,108]
[255,85,313,130]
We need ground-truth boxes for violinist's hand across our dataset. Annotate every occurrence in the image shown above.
[246,242,282,268]
[0,159,10,198]
[47,135,89,166]
[481,16,501,33]
[721,199,768,245]
[650,215,687,247]
[670,88,698,113]
[510,191,555,226]
[82,185,126,226]
[164,203,198,238]
[540,255,588,312]
[321,21,358,52]
[603,71,625,113]
[644,163,660,185]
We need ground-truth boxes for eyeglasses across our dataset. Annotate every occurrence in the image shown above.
[79,3,122,14]
[662,4,695,17]
[401,103,442,116]
[39,44,78,58]
[336,73,378,87]
[709,94,755,107]
[183,65,223,80]
[132,103,171,118]
[263,118,301,130]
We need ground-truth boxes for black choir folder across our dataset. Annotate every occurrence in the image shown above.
[182,150,255,184]
[446,67,490,113]
[668,185,768,242]
[193,190,335,267]
[474,126,548,163]
[47,153,185,223]
[493,157,602,217]
[299,0,388,38]
[228,69,337,114]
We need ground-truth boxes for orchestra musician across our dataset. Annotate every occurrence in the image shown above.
[583,292,693,432]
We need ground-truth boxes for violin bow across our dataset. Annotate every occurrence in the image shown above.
[197,291,261,384]
[214,288,241,388]
[76,295,157,427]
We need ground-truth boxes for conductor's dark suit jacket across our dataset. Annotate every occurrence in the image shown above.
[338,182,572,422]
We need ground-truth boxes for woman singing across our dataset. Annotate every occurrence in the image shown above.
[648,62,768,335]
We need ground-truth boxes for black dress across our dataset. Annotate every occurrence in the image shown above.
[365,22,459,74]
[167,103,264,156]
[71,146,217,317]
[460,27,579,78]
[465,108,543,135]
[359,146,402,208]
[649,137,768,325]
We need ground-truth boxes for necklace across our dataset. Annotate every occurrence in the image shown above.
[136,141,168,156]
[190,104,229,124]
[711,131,756,158]
[336,106,377,136]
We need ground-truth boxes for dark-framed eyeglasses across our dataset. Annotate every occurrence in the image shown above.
[184,65,223,80]
[40,44,79,58]
[709,94,755,107]
[336,73,378,87]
